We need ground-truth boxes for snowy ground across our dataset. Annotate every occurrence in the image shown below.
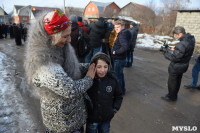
[0,52,37,133]
[0,33,196,133]
[136,33,179,50]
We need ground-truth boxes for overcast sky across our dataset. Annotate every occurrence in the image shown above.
[1,0,200,13]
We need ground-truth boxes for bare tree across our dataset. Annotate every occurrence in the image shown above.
[145,0,157,13]
[154,0,191,35]
[65,7,84,17]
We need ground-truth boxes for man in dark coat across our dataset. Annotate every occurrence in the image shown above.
[2,23,8,39]
[77,16,87,33]
[0,23,3,39]
[13,23,22,45]
[70,15,80,56]
[9,23,14,39]
[161,26,195,102]
[85,17,106,63]
[125,22,139,67]
[111,19,131,95]
[70,15,90,63]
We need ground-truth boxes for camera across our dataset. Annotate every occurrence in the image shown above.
[160,41,169,52]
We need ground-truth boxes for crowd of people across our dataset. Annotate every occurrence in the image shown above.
[0,8,197,133]
[68,14,139,96]
[0,22,29,45]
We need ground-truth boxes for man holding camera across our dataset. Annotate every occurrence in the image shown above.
[161,26,195,102]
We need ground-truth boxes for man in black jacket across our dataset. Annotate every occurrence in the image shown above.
[125,22,139,67]
[111,19,131,95]
[86,17,106,63]
[161,26,195,102]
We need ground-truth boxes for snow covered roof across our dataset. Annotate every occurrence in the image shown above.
[118,16,140,24]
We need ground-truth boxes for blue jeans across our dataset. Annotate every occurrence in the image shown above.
[113,59,126,94]
[126,51,133,67]
[86,121,111,133]
[190,61,200,87]
[86,46,102,63]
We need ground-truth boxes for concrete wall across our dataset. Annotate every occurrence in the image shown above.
[176,11,200,43]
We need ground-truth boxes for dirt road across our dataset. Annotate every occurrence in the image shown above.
[0,38,199,133]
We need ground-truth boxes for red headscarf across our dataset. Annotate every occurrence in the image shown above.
[44,9,71,35]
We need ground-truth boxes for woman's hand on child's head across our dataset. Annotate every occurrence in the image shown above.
[86,63,96,79]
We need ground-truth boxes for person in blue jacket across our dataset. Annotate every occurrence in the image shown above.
[184,55,200,89]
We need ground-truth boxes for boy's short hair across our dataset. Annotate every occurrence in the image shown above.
[114,19,125,26]
[172,26,186,35]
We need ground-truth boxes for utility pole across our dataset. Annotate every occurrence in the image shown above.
[63,0,66,14]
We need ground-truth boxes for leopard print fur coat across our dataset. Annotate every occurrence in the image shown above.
[24,11,93,132]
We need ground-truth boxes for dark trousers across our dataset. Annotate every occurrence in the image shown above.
[113,59,126,94]
[15,37,22,45]
[125,51,133,67]
[167,73,183,100]
[86,121,111,133]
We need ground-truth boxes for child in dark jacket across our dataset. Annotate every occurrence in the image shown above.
[86,52,123,133]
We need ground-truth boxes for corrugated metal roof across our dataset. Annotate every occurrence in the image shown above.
[14,5,24,11]
[91,1,112,14]
[176,9,200,12]
[92,1,112,7]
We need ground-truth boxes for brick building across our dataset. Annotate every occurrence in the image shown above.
[83,1,120,19]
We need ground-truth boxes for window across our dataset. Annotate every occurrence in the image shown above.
[23,17,27,20]
[92,7,95,11]
[114,9,117,13]
[0,18,3,22]
[88,8,91,12]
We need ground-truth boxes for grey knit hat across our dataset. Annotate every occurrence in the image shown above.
[90,52,111,69]
[70,14,78,23]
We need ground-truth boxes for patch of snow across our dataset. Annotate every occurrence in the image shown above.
[0,52,37,132]
[136,33,179,50]
[118,16,140,24]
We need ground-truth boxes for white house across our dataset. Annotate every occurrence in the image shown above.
[0,7,9,23]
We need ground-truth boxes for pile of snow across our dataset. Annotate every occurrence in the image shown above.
[136,33,179,50]
[118,16,140,24]
[0,52,36,132]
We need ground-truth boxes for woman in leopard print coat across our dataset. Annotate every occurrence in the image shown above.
[24,10,95,133]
